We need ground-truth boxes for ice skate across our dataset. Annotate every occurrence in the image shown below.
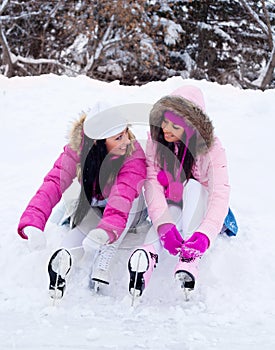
[128,245,158,303]
[175,270,195,301]
[174,258,198,301]
[89,244,116,292]
[48,248,72,300]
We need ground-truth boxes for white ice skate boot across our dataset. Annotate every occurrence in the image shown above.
[89,244,117,291]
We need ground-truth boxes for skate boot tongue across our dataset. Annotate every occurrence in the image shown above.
[90,245,117,293]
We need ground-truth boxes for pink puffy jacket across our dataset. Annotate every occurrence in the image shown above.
[18,118,146,239]
[144,137,230,246]
[144,86,230,246]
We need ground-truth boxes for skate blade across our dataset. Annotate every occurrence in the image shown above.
[183,287,193,301]
[89,280,101,294]
[129,288,141,298]
[130,288,142,307]
[51,249,71,278]
[129,251,145,307]
[49,288,63,300]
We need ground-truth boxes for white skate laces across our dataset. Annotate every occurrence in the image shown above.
[90,244,117,286]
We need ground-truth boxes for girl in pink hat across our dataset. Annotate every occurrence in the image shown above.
[17,104,149,299]
[128,86,237,298]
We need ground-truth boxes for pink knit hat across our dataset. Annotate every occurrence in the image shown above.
[163,110,196,141]
[170,85,206,112]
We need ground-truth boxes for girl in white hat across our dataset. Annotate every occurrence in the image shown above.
[18,104,150,299]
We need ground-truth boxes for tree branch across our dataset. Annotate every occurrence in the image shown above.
[261,0,273,49]
[259,44,275,89]
[11,53,78,74]
[0,0,9,15]
[239,0,269,36]
[0,21,14,77]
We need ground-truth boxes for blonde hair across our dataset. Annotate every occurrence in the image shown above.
[126,127,136,156]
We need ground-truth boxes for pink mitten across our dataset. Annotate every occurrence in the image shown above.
[157,170,173,187]
[180,232,209,261]
[158,170,183,203]
[158,223,183,255]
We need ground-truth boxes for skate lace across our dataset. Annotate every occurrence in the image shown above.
[149,252,158,267]
[95,245,117,271]
[180,247,202,263]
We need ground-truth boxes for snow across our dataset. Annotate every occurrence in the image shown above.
[198,22,235,44]
[0,74,275,349]
[160,18,183,46]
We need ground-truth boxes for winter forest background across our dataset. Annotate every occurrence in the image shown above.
[1,1,275,349]
[0,0,274,89]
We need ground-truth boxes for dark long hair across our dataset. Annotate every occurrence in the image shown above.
[72,134,125,227]
[151,124,196,182]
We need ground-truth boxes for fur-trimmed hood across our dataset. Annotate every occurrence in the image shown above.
[68,113,86,156]
[150,86,214,155]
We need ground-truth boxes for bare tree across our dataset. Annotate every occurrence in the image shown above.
[0,0,70,77]
[0,0,13,76]
[1,0,274,88]
[61,0,162,81]
[0,0,162,81]
[240,0,275,89]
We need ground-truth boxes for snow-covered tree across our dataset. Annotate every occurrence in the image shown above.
[0,0,13,77]
[0,0,274,88]
[58,0,163,83]
[239,0,275,89]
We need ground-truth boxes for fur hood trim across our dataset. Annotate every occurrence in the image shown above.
[150,95,214,154]
[68,113,86,156]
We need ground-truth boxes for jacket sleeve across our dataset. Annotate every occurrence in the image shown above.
[97,141,146,239]
[144,137,175,231]
[196,137,230,245]
[18,145,79,236]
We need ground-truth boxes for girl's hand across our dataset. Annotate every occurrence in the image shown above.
[180,232,209,261]
[23,226,46,252]
[158,223,183,255]
[82,228,110,252]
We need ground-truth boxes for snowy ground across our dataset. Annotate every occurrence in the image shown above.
[0,74,274,349]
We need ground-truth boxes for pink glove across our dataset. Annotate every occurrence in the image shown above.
[158,224,183,255]
[180,232,209,261]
